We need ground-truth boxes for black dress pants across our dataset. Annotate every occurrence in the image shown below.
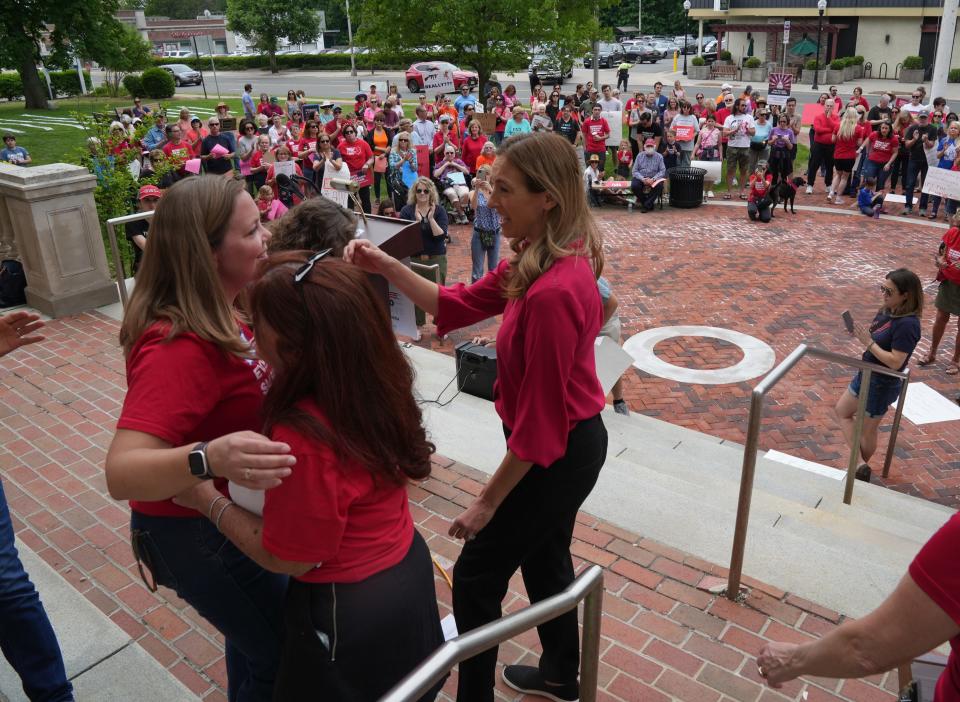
[452,415,607,702]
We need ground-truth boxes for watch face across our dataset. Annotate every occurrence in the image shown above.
[188,449,207,476]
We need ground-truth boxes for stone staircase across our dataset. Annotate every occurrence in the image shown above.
[407,344,956,620]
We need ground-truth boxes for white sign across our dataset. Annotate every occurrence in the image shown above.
[594,336,634,395]
[423,67,456,94]
[273,160,296,177]
[691,159,722,183]
[783,20,791,44]
[321,161,351,207]
[389,259,419,338]
[601,110,623,148]
[921,167,960,200]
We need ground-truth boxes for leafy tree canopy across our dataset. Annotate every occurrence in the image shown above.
[227,0,324,72]
[143,0,227,19]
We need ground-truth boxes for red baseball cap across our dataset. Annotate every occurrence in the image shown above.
[138,185,162,200]
[644,138,656,147]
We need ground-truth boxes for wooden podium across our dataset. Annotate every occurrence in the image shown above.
[360,214,422,337]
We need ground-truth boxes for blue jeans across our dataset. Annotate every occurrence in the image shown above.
[130,512,287,702]
[863,160,892,191]
[904,159,929,211]
[931,195,957,217]
[0,479,73,702]
[470,229,501,283]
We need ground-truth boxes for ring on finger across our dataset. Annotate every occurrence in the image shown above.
[757,665,766,678]
[244,468,251,481]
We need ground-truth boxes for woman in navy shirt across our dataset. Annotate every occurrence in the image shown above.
[836,268,922,482]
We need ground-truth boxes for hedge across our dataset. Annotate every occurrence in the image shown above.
[719,50,732,61]
[691,56,705,66]
[805,59,823,70]
[141,67,176,98]
[903,55,924,70]
[744,57,761,68]
[0,70,91,101]
[123,73,144,98]
[851,55,864,65]
[151,52,528,73]
[950,68,960,83]
[830,58,845,69]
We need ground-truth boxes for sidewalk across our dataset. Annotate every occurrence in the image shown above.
[0,309,901,701]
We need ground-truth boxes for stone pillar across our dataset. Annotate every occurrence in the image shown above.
[0,163,118,317]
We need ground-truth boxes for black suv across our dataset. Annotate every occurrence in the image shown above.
[583,42,625,69]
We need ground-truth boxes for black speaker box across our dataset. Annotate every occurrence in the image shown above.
[454,341,498,401]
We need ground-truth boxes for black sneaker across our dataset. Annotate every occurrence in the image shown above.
[613,399,630,416]
[855,463,872,482]
[502,665,578,702]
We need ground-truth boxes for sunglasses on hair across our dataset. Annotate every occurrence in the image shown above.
[294,249,333,284]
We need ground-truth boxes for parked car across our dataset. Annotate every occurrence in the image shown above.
[620,43,660,64]
[528,51,574,85]
[701,39,719,62]
[159,64,203,87]
[162,50,193,59]
[649,40,679,58]
[583,42,625,69]
[404,61,478,93]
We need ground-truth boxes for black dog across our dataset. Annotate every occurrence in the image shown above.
[773,176,806,214]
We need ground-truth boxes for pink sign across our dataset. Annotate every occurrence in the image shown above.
[184,158,202,174]
[210,143,229,157]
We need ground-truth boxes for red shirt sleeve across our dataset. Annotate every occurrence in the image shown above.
[506,282,588,466]
[909,513,960,626]
[436,259,509,336]
[117,328,221,446]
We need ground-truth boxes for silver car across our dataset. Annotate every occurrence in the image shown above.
[159,64,203,87]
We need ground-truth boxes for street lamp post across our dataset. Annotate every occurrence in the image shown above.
[811,0,827,90]
[682,0,691,76]
[345,0,357,77]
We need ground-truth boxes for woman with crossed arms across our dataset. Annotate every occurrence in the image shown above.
[345,131,607,702]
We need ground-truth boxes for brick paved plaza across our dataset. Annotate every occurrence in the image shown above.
[4,199,952,700]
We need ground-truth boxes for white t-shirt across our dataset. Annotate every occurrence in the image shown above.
[723,113,756,148]
[597,98,623,112]
[901,102,925,117]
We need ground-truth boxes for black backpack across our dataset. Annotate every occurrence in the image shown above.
[0,260,27,308]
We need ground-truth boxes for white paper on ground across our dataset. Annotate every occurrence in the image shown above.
[594,336,634,395]
[883,193,906,204]
[441,613,459,641]
[763,449,844,480]
[892,381,960,425]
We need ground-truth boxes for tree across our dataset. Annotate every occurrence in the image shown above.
[144,0,227,19]
[356,0,614,97]
[99,25,154,97]
[0,0,125,109]
[226,0,324,73]
[600,0,696,37]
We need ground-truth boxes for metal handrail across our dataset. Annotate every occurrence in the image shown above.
[105,210,154,309]
[380,564,605,702]
[726,343,910,600]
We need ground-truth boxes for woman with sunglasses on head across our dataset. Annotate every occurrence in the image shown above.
[174,250,445,701]
[399,177,449,329]
[105,176,295,702]
[387,132,419,208]
[345,132,607,702]
[836,269,923,483]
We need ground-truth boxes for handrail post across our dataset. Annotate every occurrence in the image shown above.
[105,220,128,309]
[579,576,604,702]
[844,367,871,504]
[727,388,765,600]
[883,370,909,479]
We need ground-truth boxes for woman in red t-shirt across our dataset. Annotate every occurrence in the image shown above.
[337,125,375,213]
[829,107,868,204]
[105,176,296,699]
[175,251,444,700]
[917,222,960,372]
[758,510,960,700]
[860,121,899,191]
[266,145,304,206]
[747,162,774,223]
[460,120,488,174]
[344,132,607,702]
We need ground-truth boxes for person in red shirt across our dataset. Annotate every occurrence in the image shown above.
[105,176,295,700]
[829,107,869,204]
[266,145,304,206]
[747,161,774,222]
[758,509,960,700]
[174,250,445,700]
[432,114,461,161]
[460,120,488,174]
[806,102,839,194]
[715,95,734,159]
[344,131,607,702]
[918,221,960,371]
[338,124,375,213]
[851,86,870,111]
[860,120,899,191]
[581,103,611,169]
[323,106,349,141]
[295,120,321,182]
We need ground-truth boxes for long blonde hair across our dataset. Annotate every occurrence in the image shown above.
[496,132,603,299]
[119,176,251,358]
[406,176,438,206]
[837,107,859,141]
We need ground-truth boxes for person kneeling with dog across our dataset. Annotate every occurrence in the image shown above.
[747,161,774,223]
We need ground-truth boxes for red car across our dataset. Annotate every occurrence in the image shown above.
[404,61,478,94]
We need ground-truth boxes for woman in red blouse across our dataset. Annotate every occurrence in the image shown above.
[345,132,607,702]
[105,176,296,701]
[175,251,444,701]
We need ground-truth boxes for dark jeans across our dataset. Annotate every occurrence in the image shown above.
[747,201,772,222]
[806,142,834,188]
[904,159,930,211]
[452,415,607,702]
[130,512,287,702]
[0,479,73,702]
[616,75,628,92]
[357,185,372,214]
[890,154,905,192]
[630,179,663,210]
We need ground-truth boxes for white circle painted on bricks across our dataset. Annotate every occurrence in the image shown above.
[622,325,776,385]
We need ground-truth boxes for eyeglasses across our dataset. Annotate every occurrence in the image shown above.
[416,188,430,194]
[880,284,896,296]
[398,138,410,142]
[343,130,356,135]
[319,138,330,143]
[294,248,333,284]
[912,95,921,99]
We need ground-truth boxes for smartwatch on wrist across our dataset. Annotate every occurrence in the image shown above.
[188,442,214,479]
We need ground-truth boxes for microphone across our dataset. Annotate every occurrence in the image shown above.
[276,173,304,200]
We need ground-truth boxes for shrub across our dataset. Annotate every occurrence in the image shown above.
[140,67,175,98]
[949,68,960,83]
[691,56,705,66]
[92,84,127,97]
[852,55,864,65]
[903,55,924,70]
[0,73,23,101]
[745,57,762,68]
[830,58,845,70]
[122,73,144,98]
[805,59,822,71]
[719,50,732,61]
[49,70,91,97]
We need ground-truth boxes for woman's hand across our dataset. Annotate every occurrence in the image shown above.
[756,642,801,688]
[427,204,437,221]
[205,431,295,490]
[449,497,496,541]
[172,480,222,514]
[472,336,496,347]
[852,322,872,347]
[0,311,45,358]
[343,238,397,276]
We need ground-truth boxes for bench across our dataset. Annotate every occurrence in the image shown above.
[710,64,739,80]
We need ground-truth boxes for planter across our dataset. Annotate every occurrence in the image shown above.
[800,69,827,84]
[853,65,863,79]
[688,65,711,80]
[824,68,845,84]
[741,67,767,82]
[843,65,856,81]
[899,68,925,83]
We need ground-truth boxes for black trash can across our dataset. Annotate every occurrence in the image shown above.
[668,167,707,209]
